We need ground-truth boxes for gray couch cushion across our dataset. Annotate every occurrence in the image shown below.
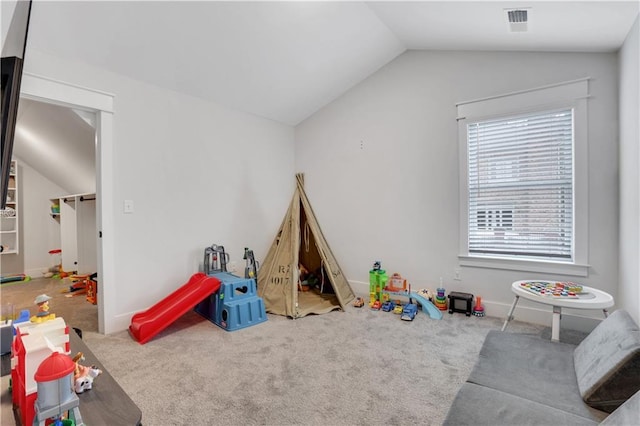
[574,310,640,413]
[599,390,640,426]
[467,330,607,422]
[443,382,600,426]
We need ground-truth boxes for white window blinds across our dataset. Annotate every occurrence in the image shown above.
[467,108,574,260]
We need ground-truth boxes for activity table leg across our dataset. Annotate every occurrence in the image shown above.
[552,306,561,342]
[501,295,519,331]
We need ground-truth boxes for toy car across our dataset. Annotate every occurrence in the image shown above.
[401,303,418,321]
[381,301,395,312]
[353,297,365,308]
[393,303,404,314]
[371,300,382,310]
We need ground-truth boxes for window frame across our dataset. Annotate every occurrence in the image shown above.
[457,79,590,277]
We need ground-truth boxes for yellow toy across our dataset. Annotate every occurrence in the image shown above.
[30,294,55,323]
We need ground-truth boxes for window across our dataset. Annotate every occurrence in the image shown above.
[457,79,589,276]
[468,108,573,259]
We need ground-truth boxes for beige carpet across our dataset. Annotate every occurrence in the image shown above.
[81,304,546,426]
[1,279,588,426]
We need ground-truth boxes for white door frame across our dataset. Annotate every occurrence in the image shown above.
[20,72,115,334]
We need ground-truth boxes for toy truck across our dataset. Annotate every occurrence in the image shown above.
[401,303,418,321]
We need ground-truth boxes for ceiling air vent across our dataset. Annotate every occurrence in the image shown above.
[506,9,529,32]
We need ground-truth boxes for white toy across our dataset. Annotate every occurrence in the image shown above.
[72,352,102,393]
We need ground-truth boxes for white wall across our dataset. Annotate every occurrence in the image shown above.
[13,99,97,196]
[619,16,640,325]
[0,160,66,277]
[24,48,295,333]
[296,50,620,329]
[16,159,66,277]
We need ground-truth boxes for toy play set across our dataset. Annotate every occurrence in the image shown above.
[129,244,267,344]
[195,244,267,332]
[59,273,98,305]
[366,262,444,321]
[8,293,104,426]
[362,261,485,321]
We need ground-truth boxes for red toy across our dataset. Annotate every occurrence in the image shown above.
[86,279,98,305]
[12,318,71,426]
[129,273,221,344]
[473,296,485,317]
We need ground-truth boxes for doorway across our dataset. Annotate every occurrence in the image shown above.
[15,98,96,266]
[19,72,115,334]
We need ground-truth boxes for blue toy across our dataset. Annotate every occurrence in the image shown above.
[410,291,443,320]
[195,272,267,332]
[401,304,418,321]
[381,300,395,312]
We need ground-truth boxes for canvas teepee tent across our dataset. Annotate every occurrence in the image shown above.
[258,174,355,318]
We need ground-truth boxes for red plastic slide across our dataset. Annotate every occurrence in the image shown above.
[129,272,221,344]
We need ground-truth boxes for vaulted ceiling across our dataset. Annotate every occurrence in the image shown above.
[24,1,640,126]
[14,99,96,195]
[5,1,639,193]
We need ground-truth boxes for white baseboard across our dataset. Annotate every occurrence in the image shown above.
[24,267,48,279]
[108,312,136,335]
[349,280,370,296]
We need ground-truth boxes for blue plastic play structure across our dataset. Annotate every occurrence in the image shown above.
[194,244,267,332]
[195,272,267,332]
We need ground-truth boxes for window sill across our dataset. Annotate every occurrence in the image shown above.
[458,255,589,277]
